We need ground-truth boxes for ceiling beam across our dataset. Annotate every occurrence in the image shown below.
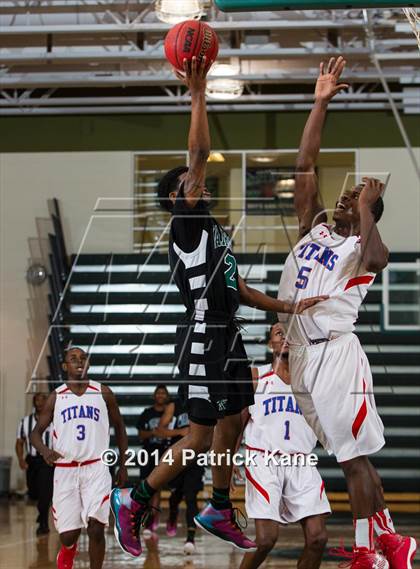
[0,102,402,115]
[1,69,418,88]
[0,92,411,106]
[0,18,396,35]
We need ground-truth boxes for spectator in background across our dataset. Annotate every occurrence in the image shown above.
[136,385,172,532]
[15,392,54,535]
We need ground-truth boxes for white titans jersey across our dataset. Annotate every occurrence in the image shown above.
[53,380,110,462]
[278,223,375,345]
[245,364,317,454]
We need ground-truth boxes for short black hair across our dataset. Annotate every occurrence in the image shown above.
[372,196,384,223]
[32,392,47,405]
[154,384,169,395]
[64,346,87,362]
[157,166,189,212]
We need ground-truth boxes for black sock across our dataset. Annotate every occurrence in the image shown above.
[187,528,196,543]
[131,480,156,506]
[210,487,231,511]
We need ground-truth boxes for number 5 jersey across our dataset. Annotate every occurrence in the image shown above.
[277,223,376,346]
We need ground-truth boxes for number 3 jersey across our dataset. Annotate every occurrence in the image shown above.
[278,223,376,345]
[53,380,110,462]
[245,364,317,454]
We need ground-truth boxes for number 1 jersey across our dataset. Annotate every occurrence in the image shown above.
[278,223,376,345]
[245,364,317,454]
[53,380,110,462]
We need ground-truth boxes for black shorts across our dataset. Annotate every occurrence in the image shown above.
[168,463,205,496]
[176,318,254,426]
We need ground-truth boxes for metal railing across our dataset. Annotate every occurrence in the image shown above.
[46,199,69,388]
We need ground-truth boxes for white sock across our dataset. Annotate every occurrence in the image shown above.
[354,517,374,550]
[373,508,396,536]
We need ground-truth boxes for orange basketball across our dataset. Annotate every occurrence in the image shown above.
[164,20,219,72]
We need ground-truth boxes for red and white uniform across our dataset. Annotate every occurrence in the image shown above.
[52,380,112,533]
[244,365,331,524]
[278,223,385,462]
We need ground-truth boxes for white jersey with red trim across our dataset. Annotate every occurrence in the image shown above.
[53,380,110,462]
[244,364,317,454]
[278,223,375,345]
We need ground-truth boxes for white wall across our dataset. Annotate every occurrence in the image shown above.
[358,147,420,251]
[0,152,132,489]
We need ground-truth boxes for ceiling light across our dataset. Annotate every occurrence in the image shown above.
[251,156,277,163]
[207,152,225,163]
[206,63,244,101]
[154,0,205,25]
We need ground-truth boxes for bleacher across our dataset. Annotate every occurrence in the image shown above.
[63,252,420,511]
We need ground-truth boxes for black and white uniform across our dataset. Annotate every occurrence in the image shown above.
[169,191,254,425]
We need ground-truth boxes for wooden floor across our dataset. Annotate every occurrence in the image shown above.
[1,501,419,569]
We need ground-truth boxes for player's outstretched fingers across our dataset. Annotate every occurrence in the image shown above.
[327,57,335,73]
[333,55,346,76]
[319,61,326,75]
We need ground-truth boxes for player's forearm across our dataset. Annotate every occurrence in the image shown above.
[189,90,210,158]
[359,204,389,272]
[240,284,293,314]
[296,99,328,171]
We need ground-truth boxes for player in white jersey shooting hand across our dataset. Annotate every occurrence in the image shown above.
[277,56,417,569]
[233,323,330,569]
[31,347,128,569]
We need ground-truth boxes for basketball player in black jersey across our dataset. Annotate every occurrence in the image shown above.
[111,56,327,559]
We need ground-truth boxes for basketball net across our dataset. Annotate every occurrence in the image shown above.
[403,8,420,52]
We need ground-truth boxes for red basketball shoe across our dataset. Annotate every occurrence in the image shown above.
[56,544,77,569]
[330,546,389,569]
[377,534,417,569]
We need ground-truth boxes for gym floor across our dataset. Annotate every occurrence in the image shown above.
[1,501,419,569]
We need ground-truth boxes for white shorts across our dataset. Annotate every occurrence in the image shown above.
[52,460,112,534]
[245,452,331,524]
[289,333,385,463]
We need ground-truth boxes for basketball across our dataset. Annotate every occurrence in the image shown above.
[164,20,219,72]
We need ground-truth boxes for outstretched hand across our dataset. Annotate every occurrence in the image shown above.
[173,56,213,94]
[315,56,349,102]
[292,295,329,314]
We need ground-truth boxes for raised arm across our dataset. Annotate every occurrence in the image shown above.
[30,392,63,466]
[295,57,349,238]
[174,57,212,208]
[359,177,389,273]
[238,276,328,315]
